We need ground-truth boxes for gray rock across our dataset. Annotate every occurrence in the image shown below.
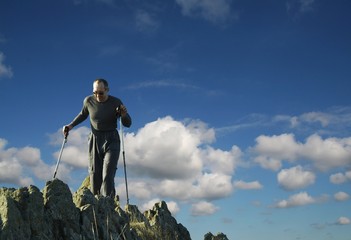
[204,232,230,240]
[0,194,30,240]
[43,179,81,240]
[0,177,227,240]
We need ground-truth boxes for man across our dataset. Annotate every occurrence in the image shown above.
[63,78,132,197]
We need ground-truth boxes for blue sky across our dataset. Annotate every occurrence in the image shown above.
[1,0,351,239]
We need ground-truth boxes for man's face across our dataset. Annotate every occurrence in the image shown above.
[93,82,108,102]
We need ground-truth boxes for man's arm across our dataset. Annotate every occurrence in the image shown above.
[63,97,89,136]
[122,113,132,128]
[117,104,132,128]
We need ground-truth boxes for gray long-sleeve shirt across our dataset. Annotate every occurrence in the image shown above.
[70,95,132,131]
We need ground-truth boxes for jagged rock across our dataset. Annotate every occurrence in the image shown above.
[0,178,201,240]
[0,194,30,239]
[0,185,50,239]
[144,201,191,240]
[204,232,229,240]
[126,204,152,239]
[43,179,81,239]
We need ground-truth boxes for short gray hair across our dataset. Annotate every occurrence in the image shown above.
[94,78,109,88]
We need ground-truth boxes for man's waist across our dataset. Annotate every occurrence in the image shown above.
[91,126,117,135]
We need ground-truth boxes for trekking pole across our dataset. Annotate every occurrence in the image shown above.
[53,130,68,179]
[119,117,130,205]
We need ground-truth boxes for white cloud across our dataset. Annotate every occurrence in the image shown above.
[175,0,232,23]
[277,165,315,191]
[337,217,350,225]
[15,147,41,166]
[155,179,194,201]
[50,127,90,169]
[253,133,351,172]
[0,138,60,186]
[45,117,239,208]
[166,201,180,216]
[330,171,351,184]
[0,52,13,79]
[192,173,233,200]
[334,192,349,201]
[301,134,351,171]
[273,107,351,132]
[0,155,25,185]
[124,180,154,200]
[234,180,263,190]
[274,192,316,208]
[201,145,240,175]
[191,201,219,216]
[111,116,239,210]
[254,133,301,170]
[125,116,214,179]
[254,155,282,171]
[273,115,299,128]
[255,134,301,162]
[300,111,332,127]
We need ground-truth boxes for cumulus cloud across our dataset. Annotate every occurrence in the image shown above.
[277,165,315,190]
[46,116,239,211]
[254,134,301,170]
[301,135,351,171]
[122,117,240,202]
[275,192,326,208]
[330,171,351,184]
[192,173,233,200]
[191,201,219,216]
[175,0,232,23]
[0,52,13,79]
[234,180,263,190]
[337,217,350,225]
[49,126,90,169]
[201,145,240,175]
[253,134,351,172]
[0,138,56,186]
[126,116,214,179]
[334,192,349,201]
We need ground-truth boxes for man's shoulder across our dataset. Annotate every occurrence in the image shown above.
[83,95,95,104]
[108,95,122,103]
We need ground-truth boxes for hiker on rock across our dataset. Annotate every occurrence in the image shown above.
[63,78,132,197]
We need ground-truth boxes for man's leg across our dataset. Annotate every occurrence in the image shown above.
[101,150,119,197]
[90,165,103,195]
[89,134,103,195]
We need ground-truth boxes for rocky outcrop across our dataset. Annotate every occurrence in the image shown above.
[204,232,229,240]
[0,179,191,240]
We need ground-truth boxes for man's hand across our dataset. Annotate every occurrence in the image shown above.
[62,125,73,138]
[116,105,128,117]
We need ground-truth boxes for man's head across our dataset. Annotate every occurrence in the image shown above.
[93,78,109,102]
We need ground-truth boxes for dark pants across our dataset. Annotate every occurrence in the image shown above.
[88,130,120,197]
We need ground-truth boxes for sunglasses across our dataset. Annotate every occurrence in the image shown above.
[93,91,105,96]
